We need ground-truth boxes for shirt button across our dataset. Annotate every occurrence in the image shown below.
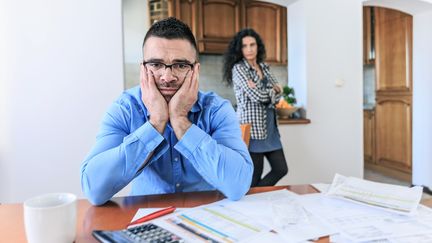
[174,157,179,161]
[176,183,180,187]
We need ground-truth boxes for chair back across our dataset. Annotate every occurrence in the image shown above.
[240,123,251,147]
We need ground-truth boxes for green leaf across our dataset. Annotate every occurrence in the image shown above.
[282,85,297,105]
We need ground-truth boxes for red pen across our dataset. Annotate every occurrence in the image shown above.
[127,206,176,227]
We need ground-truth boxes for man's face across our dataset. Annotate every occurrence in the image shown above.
[143,37,198,102]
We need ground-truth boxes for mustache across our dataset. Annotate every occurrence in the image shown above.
[157,83,181,89]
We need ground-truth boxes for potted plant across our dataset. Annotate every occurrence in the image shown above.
[282,85,297,105]
[276,85,298,118]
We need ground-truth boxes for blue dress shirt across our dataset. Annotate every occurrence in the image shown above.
[81,86,253,205]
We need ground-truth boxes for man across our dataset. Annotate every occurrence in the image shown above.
[81,17,253,205]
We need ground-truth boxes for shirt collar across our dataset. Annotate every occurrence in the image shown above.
[241,58,269,70]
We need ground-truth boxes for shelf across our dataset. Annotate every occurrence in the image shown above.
[278,118,311,125]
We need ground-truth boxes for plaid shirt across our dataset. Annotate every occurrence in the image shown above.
[233,59,281,139]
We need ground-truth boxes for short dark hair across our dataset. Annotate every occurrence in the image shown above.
[222,28,266,86]
[142,17,198,59]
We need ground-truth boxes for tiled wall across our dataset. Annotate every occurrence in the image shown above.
[125,55,288,106]
[363,64,376,109]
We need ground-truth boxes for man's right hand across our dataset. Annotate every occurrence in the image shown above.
[140,64,168,134]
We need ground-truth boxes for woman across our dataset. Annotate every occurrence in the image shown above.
[223,28,288,187]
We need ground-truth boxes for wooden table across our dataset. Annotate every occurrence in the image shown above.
[2,185,430,242]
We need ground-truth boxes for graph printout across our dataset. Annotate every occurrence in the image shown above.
[164,205,270,243]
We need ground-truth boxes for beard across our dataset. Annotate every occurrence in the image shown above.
[157,82,181,103]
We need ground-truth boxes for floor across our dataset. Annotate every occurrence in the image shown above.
[364,168,432,200]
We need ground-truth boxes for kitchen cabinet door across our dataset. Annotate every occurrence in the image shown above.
[243,0,287,64]
[375,95,412,173]
[375,7,412,94]
[363,6,375,65]
[196,0,242,53]
[169,0,198,36]
[363,110,375,164]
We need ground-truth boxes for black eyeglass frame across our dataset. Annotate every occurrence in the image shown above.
[142,61,196,74]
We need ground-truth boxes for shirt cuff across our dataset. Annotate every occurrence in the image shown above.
[174,124,207,159]
[123,121,168,169]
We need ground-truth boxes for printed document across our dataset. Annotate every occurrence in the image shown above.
[326,174,423,215]
[299,193,432,242]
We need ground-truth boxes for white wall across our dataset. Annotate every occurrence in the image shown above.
[1,0,124,203]
[123,0,149,63]
[0,3,11,201]
[277,0,364,185]
[364,0,432,14]
[413,10,432,189]
[123,0,150,88]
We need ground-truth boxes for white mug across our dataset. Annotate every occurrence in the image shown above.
[24,193,77,243]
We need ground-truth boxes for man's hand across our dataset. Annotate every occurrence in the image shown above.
[273,84,283,94]
[169,64,200,139]
[140,64,168,134]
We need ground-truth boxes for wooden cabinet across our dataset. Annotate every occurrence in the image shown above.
[363,110,375,164]
[167,0,287,63]
[375,7,412,94]
[244,0,287,64]
[375,96,412,173]
[169,0,198,35]
[197,0,242,53]
[363,6,375,65]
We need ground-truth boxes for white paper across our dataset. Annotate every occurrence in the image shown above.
[311,183,330,193]
[299,193,432,242]
[219,189,337,242]
[154,204,272,243]
[131,208,184,222]
[326,174,423,215]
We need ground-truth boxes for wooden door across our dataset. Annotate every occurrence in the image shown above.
[375,7,412,94]
[243,0,287,64]
[375,96,412,173]
[197,0,242,53]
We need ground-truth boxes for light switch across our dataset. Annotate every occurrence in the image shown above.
[335,78,345,87]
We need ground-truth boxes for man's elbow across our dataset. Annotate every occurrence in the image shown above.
[223,172,252,201]
[81,174,110,206]
[224,183,250,201]
[86,193,109,206]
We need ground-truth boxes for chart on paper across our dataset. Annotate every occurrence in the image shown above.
[164,205,270,243]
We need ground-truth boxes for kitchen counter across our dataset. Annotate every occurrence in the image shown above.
[278,118,311,125]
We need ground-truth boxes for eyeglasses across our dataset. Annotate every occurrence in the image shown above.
[143,61,195,77]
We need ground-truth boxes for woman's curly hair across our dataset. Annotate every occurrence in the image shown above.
[222,28,266,86]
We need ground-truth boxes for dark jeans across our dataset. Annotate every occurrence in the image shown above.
[250,149,288,187]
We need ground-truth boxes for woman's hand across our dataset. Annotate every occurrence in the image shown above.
[273,84,283,94]
[247,80,257,89]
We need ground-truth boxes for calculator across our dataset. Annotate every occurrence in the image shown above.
[92,222,184,243]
